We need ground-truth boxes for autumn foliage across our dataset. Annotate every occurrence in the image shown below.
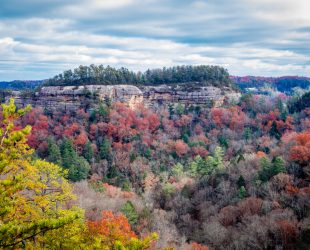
[88,211,137,246]
[289,132,310,165]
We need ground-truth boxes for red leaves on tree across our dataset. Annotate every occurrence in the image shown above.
[210,107,248,131]
[191,146,209,158]
[74,132,88,149]
[63,122,79,137]
[276,220,298,247]
[174,140,189,157]
[24,109,49,149]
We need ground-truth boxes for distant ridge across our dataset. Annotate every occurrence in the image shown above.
[0,80,44,90]
[231,75,310,94]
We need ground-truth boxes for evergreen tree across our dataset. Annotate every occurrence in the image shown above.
[61,138,90,181]
[238,186,247,199]
[270,121,281,140]
[271,156,286,176]
[47,137,62,166]
[237,175,246,188]
[100,139,111,160]
[61,138,76,169]
[68,156,90,182]
[258,156,286,182]
[83,141,94,163]
[121,201,138,225]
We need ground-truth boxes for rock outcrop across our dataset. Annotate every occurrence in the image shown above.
[6,84,240,111]
[141,85,240,108]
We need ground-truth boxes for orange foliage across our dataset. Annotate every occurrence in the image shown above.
[88,211,136,246]
[256,151,266,158]
[285,184,300,195]
[74,132,88,148]
[289,132,310,165]
[191,242,209,250]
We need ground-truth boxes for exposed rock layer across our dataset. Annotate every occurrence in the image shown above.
[6,84,241,111]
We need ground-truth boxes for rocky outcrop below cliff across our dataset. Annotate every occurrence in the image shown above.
[5,84,241,111]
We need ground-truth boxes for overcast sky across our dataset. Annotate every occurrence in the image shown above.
[0,0,310,80]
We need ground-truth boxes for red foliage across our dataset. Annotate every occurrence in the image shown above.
[74,132,88,148]
[176,114,192,127]
[63,123,79,137]
[191,146,209,158]
[276,220,298,246]
[25,110,49,149]
[174,140,189,157]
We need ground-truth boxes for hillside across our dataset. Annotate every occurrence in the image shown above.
[232,76,310,94]
[1,66,310,249]
[2,88,310,249]
[0,80,43,90]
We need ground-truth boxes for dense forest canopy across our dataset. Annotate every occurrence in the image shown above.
[2,88,309,249]
[45,65,233,87]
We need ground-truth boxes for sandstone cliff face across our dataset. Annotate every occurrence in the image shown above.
[142,85,240,108]
[6,84,240,111]
[10,85,143,111]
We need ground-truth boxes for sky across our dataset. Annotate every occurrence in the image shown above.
[0,0,310,80]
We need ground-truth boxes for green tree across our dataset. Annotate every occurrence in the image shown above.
[47,137,62,166]
[238,186,247,199]
[271,156,286,176]
[172,163,184,179]
[237,175,246,188]
[69,156,90,182]
[243,127,252,141]
[83,141,94,163]
[190,147,224,177]
[121,201,138,225]
[269,121,281,140]
[61,138,90,182]
[214,146,224,169]
[258,156,286,182]
[175,103,185,115]
[100,139,111,160]
[61,138,76,168]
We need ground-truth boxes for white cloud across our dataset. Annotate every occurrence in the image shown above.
[0,0,310,80]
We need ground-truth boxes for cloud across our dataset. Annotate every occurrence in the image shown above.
[0,0,309,80]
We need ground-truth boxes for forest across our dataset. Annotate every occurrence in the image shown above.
[1,84,310,249]
[45,65,233,88]
[232,76,310,94]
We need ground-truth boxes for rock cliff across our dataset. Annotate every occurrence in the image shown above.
[6,84,240,111]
